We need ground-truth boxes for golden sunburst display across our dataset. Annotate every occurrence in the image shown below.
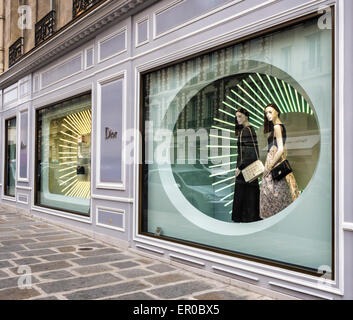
[58,109,91,199]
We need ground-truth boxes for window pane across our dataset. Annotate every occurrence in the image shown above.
[141,16,333,276]
[5,117,16,197]
[36,94,91,215]
[19,111,28,179]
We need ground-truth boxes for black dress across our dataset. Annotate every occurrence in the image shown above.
[267,124,287,152]
[232,126,261,223]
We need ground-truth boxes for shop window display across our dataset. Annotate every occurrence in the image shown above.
[36,93,91,215]
[4,117,16,197]
[141,16,333,276]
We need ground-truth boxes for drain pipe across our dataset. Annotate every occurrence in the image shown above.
[0,0,4,73]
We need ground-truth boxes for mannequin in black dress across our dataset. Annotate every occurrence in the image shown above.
[232,108,261,223]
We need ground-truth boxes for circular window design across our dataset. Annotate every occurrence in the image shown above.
[170,72,320,225]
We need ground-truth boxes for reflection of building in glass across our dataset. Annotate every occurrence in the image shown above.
[145,19,330,135]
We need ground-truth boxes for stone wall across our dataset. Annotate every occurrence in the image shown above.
[2,0,75,71]
[56,0,73,30]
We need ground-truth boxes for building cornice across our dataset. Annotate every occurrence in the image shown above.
[0,0,159,89]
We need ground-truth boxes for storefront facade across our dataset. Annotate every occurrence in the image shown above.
[0,0,352,300]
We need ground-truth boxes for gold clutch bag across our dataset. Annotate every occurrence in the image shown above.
[242,159,264,183]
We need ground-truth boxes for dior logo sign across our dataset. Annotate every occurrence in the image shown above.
[105,127,117,140]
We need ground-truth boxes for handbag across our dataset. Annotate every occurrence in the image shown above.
[239,127,264,183]
[269,126,292,181]
[271,159,292,181]
[76,166,85,175]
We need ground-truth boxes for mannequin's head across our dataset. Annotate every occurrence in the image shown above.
[235,108,250,135]
[236,108,250,125]
[264,103,281,134]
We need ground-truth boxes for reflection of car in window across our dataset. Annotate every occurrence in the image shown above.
[173,159,229,179]
[178,171,211,186]
[147,167,232,222]
[174,167,232,222]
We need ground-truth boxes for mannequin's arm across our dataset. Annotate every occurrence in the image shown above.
[264,125,284,175]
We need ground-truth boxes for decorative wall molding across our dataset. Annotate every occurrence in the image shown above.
[135,243,165,255]
[153,0,243,39]
[3,83,18,107]
[31,205,92,224]
[91,193,134,203]
[135,15,149,47]
[16,186,32,190]
[98,26,127,63]
[85,46,95,69]
[95,205,125,232]
[212,265,260,282]
[40,52,83,89]
[268,281,334,300]
[1,196,16,202]
[169,253,206,267]
[343,222,353,232]
[17,194,29,205]
[96,71,127,191]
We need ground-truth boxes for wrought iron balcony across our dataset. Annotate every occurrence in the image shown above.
[9,37,24,67]
[73,0,103,19]
[35,10,56,46]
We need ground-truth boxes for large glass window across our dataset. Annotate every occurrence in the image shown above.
[4,117,16,197]
[36,93,91,216]
[141,15,333,277]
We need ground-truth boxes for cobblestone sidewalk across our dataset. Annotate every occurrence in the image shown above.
[0,206,275,300]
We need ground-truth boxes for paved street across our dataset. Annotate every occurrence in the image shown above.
[0,205,276,300]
